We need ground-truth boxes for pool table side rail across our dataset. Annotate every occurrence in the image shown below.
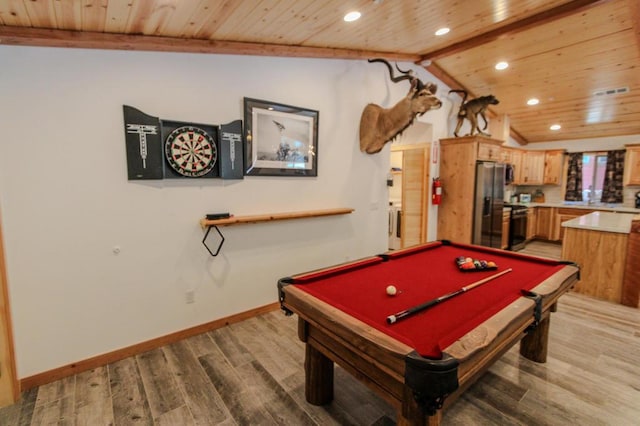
[382,240,562,266]
[282,284,414,371]
[288,256,383,282]
[283,285,412,409]
[444,263,579,362]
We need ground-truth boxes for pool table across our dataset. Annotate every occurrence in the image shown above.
[277,240,579,425]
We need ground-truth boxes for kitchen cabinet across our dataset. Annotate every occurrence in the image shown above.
[526,207,537,240]
[562,212,630,304]
[501,210,510,249]
[509,149,522,185]
[521,151,545,185]
[624,144,640,186]
[437,136,504,243]
[555,208,596,241]
[622,215,640,307]
[536,207,555,240]
[477,142,502,161]
[543,150,565,185]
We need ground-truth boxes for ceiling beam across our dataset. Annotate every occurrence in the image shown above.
[416,0,609,146]
[0,26,420,62]
[418,0,607,61]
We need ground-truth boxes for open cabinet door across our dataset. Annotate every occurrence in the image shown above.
[0,207,19,406]
[399,145,430,248]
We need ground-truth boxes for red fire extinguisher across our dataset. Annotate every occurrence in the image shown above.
[432,177,442,205]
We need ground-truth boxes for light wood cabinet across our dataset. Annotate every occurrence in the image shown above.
[622,216,640,307]
[477,142,502,161]
[543,150,565,185]
[501,210,510,249]
[526,207,537,240]
[521,151,545,185]
[554,208,597,241]
[623,144,640,186]
[536,207,555,240]
[562,227,628,304]
[437,136,504,244]
[509,149,523,184]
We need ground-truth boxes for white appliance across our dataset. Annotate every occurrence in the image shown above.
[388,202,402,250]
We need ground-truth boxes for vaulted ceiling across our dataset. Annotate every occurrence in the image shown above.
[1,0,639,144]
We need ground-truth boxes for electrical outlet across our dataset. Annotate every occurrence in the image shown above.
[185,289,195,304]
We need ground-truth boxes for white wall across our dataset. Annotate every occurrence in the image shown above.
[0,46,450,378]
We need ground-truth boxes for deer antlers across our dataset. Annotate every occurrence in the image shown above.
[367,58,430,94]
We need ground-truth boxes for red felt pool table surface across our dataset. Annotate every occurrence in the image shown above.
[290,240,566,359]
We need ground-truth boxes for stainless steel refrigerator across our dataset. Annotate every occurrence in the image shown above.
[473,162,506,248]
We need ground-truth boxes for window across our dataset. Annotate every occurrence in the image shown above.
[581,153,607,203]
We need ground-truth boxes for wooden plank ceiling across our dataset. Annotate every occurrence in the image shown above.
[1,0,639,144]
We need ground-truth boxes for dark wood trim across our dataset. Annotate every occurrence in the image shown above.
[418,0,607,61]
[19,302,281,391]
[0,26,419,62]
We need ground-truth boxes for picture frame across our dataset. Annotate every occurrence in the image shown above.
[243,97,318,176]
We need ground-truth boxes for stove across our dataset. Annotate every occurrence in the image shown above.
[504,203,528,251]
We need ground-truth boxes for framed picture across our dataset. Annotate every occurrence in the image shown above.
[244,97,318,176]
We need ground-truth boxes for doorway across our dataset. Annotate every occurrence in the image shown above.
[388,144,430,249]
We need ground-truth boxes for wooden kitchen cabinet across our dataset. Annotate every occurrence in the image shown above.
[543,150,565,185]
[506,148,523,184]
[624,144,640,186]
[536,207,555,240]
[437,136,504,243]
[622,215,640,307]
[526,207,537,240]
[521,151,545,185]
[554,207,597,241]
[477,142,502,161]
[501,210,510,249]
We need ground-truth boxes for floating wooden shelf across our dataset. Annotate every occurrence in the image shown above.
[200,208,354,256]
[200,208,354,228]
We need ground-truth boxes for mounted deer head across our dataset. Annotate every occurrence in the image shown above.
[359,58,442,154]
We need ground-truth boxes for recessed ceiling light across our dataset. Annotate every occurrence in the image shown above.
[435,27,450,36]
[344,11,361,22]
[495,61,509,70]
[550,124,561,131]
[527,98,539,106]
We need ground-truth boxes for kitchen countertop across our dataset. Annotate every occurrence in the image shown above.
[513,201,640,214]
[561,211,636,234]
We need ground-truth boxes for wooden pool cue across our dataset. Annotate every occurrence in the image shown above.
[386,268,513,324]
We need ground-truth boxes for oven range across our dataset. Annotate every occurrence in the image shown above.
[505,203,528,251]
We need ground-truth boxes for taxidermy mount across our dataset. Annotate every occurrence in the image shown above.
[359,58,442,154]
[449,89,499,137]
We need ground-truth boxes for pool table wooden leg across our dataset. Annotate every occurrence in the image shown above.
[519,312,550,363]
[305,343,334,405]
[397,386,442,426]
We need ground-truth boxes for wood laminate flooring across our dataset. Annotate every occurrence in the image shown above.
[1,242,638,425]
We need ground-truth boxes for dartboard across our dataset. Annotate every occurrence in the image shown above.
[164,126,217,177]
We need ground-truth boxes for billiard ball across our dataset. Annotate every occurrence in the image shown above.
[386,285,397,296]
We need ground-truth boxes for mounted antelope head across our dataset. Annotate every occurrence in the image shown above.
[359,58,442,154]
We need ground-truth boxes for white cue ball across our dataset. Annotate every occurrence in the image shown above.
[386,285,397,296]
